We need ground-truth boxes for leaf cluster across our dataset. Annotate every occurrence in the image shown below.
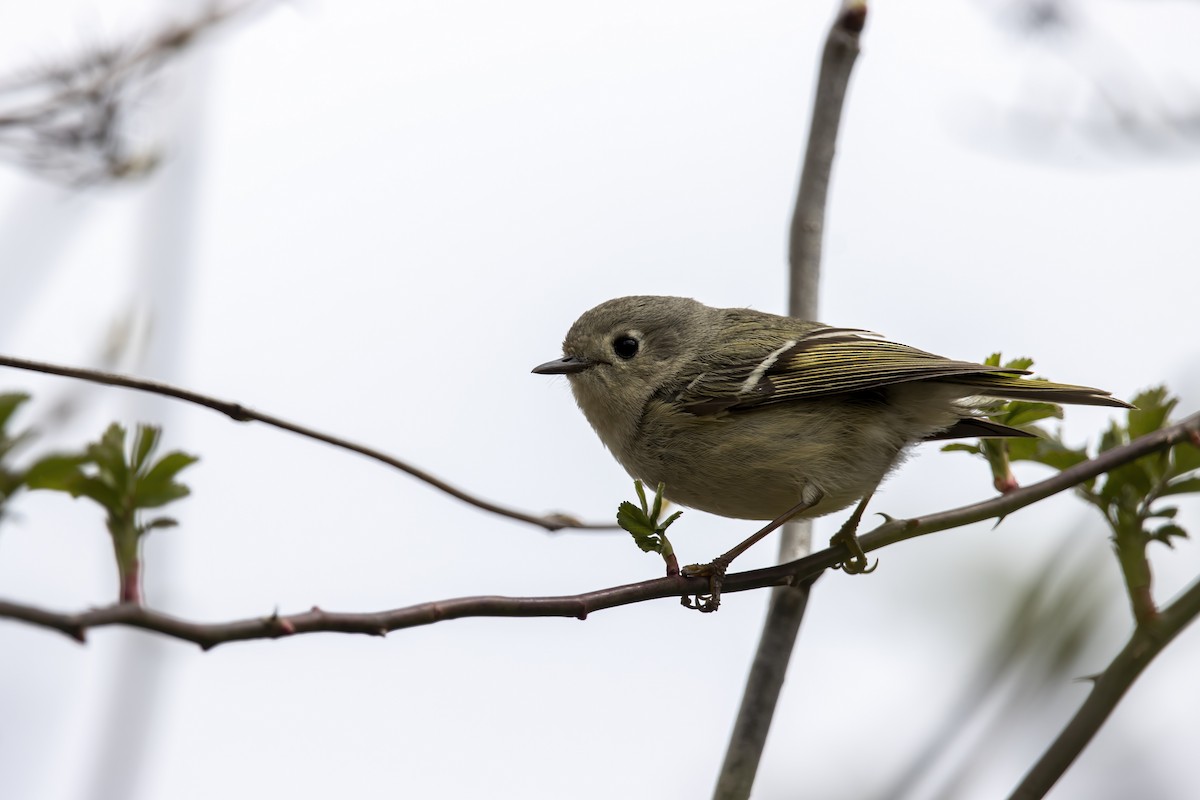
[617,481,681,558]
[0,392,198,601]
[0,393,36,520]
[25,423,197,542]
[941,355,1073,491]
[1079,388,1199,548]
[946,374,1199,622]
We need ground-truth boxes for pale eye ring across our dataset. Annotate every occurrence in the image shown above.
[612,335,639,360]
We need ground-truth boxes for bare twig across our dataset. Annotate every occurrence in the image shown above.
[3,410,1192,650]
[0,353,614,531]
[717,3,868,798]
[787,0,866,322]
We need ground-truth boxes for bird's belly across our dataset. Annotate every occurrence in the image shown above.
[621,402,913,522]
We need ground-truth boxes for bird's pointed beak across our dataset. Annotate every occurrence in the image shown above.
[532,355,593,375]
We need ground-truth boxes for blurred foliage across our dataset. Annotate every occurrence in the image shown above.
[982,0,1200,154]
[942,354,1074,492]
[0,1,265,185]
[1084,388,1198,547]
[25,422,196,602]
[0,392,36,522]
[876,537,1111,800]
[2,394,198,603]
[948,378,1199,621]
[898,383,1198,798]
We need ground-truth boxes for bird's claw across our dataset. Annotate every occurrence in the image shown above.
[681,557,730,612]
[830,529,878,575]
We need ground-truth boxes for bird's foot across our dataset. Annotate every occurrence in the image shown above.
[680,556,731,613]
[829,524,877,575]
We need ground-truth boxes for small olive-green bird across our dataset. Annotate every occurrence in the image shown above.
[533,296,1129,579]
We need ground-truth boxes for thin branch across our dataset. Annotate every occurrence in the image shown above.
[1007,576,1200,800]
[787,0,866,322]
[718,3,868,798]
[0,353,614,532]
[3,411,1193,650]
[858,411,1199,553]
[712,579,814,799]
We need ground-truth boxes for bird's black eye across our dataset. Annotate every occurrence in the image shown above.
[612,335,640,360]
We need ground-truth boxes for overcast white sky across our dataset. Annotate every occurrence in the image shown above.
[1,2,1199,799]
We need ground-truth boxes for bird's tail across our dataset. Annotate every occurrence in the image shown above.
[945,373,1132,409]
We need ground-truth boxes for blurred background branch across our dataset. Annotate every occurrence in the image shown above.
[975,0,1200,154]
[0,0,268,185]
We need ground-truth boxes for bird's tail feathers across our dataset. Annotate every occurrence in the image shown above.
[945,374,1132,409]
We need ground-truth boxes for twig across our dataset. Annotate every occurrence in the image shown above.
[1007,576,1200,800]
[4,411,1192,650]
[787,0,866,321]
[717,3,868,798]
[0,353,613,531]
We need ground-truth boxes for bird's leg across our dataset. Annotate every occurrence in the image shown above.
[681,486,823,613]
[829,489,878,575]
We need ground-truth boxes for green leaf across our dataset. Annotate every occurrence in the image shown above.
[649,482,664,522]
[1173,440,1200,476]
[630,533,663,553]
[1098,422,1125,454]
[0,392,31,430]
[1033,444,1089,471]
[633,479,649,514]
[1003,402,1062,428]
[71,476,123,510]
[660,510,683,531]
[142,517,179,531]
[616,501,655,538]
[1102,460,1155,504]
[1003,356,1035,372]
[24,454,88,491]
[1150,523,1188,549]
[617,482,681,556]
[137,451,198,500]
[1127,388,1175,440]
[88,424,130,490]
[134,482,191,509]
[1145,506,1178,519]
[1004,438,1042,462]
[1161,476,1200,498]
[131,425,162,474]
[941,443,981,455]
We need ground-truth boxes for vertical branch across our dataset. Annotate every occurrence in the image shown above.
[712,4,867,800]
[788,0,866,323]
[711,580,815,799]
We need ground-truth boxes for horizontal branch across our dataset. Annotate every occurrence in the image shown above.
[859,409,1200,553]
[0,353,613,532]
[3,411,1195,650]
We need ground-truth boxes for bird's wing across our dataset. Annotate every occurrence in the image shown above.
[673,326,1127,414]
